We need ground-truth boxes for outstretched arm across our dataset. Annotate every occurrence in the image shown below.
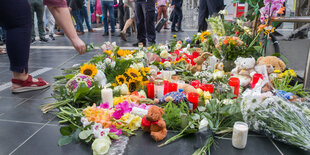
[48,7,86,54]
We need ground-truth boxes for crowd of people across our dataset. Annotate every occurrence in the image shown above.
[0,0,224,93]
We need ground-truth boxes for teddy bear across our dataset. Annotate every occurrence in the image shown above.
[141,106,167,142]
[231,57,256,87]
[257,56,286,72]
[186,52,213,73]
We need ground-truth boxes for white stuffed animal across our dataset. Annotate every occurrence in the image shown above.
[231,57,256,87]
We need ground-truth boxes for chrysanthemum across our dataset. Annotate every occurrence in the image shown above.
[80,63,98,78]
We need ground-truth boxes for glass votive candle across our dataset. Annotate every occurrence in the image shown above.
[188,92,199,110]
[251,73,263,89]
[232,122,249,149]
[147,82,154,99]
[202,84,214,93]
[168,83,178,93]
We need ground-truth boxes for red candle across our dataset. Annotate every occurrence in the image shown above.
[168,83,178,93]
[229,77,240,99]
[164,80,169,95]
[188,92,199,110]
[147,83,154,99]
[251,73,263,89]
[202,84,214,93]
[191,80,200,88]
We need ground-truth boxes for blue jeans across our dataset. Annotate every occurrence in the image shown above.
[71,9,84,32]
[101,1,115,33]
[81,6,92,30]
[0,26,6,41]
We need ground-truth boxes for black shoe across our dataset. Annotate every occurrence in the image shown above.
[102,32,109,36]
[178,29,184,32]
[132,42,146,47]
[49,34,55,40]
[171,29,177,32]
[40,37,48,42]
[111,32,115,36]
[31,38,36,43]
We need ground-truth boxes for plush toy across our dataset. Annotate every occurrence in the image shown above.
[179,83,197,94]
[214,62,224,71]
[154,92,187,104]
[141,106,167,142]
[231,57,256,87]
[257,56,286,72]
[186,52,213,73]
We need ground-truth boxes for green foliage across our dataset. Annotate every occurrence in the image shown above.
[162,101,189,130]
[104,58,134,83]
[273,75,309,97]
[58,136,73,146]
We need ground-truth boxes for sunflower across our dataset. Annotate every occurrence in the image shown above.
[104,50,112,55]
[140,67,150,76]
[116,75,127,85]
[127,79,137,93]
[80,63,98,78]
[200,31,211,42]
[126,68,142,80]
[117,49,133,57]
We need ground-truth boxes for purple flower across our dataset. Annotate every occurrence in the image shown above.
[86,80,92,88]
[109,125,122,136]
[112,110,124,119]
[99,102,110,109]
[80,75,87,79]
[186,38,192,44]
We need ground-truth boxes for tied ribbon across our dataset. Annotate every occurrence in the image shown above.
[141,116,159,127]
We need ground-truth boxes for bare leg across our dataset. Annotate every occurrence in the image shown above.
[122,18,134,33]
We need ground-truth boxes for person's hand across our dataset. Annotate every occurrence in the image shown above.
[71,37,86,54]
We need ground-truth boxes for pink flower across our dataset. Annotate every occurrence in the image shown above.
[110,125,122,136]
[112,101,133,119]
[99,102,110,109]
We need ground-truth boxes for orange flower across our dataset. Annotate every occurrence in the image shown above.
[223,40,229,45]
[258,25,267,32]
[277,7,285,15]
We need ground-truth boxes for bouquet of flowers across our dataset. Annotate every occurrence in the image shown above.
[241,87,310,150]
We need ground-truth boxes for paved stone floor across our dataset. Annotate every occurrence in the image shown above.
[0,29,310,155]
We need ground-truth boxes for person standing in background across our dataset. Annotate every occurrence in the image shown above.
[95,0,103,27]
[198,0,224,32]
[44,6,56,40]
[81,0,95,32]
[170,0,183,32]
[118,0,131,36]
[69,0,85,35]
[101,0,116,36]
[156,0,169,29]
[134,0,156,46]
[29,0,49,43]
[120,0,135,41]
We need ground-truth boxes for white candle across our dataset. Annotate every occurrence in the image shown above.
[232,122,249,149]
[101,88,113,108]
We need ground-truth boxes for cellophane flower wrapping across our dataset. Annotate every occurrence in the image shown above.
[241,80,310,150]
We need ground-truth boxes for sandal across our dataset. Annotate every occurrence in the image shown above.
[11,75,50,93]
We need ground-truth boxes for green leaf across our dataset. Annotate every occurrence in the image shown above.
[60,126,72,136]
[58,136,73,146]
[72,128,81,141]
[253,46,262,52]
[85,134,94,143]
[108,133,120,140]
[79,130,92,140]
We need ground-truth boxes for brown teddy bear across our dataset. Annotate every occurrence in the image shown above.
[257,56,286,72]
[186,52,213,73]
[141,106,167,142]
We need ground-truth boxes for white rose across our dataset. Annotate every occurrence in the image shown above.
[136,51,145,59]
[160,50,169,58]
[94,70,107,87]
[120,84,129,95]
[176,43,182,50]
[92,136,111,155]
[213,70,224,79]
[163,61,171,68]
[130,63,139,70]
[137,63,144,69]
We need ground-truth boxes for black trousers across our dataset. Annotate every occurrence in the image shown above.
[0,0,32,73]
[135,0,156,43]
[171,7,182,30]
[198,0,209,32]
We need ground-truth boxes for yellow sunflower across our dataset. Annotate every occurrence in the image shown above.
[127,79,137,93]
[116,75,127,85]
[117,49,133,57]
[80,63,98,78]
[200,31,211,42]
[140,67,150,76]
[126,68,142,80]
